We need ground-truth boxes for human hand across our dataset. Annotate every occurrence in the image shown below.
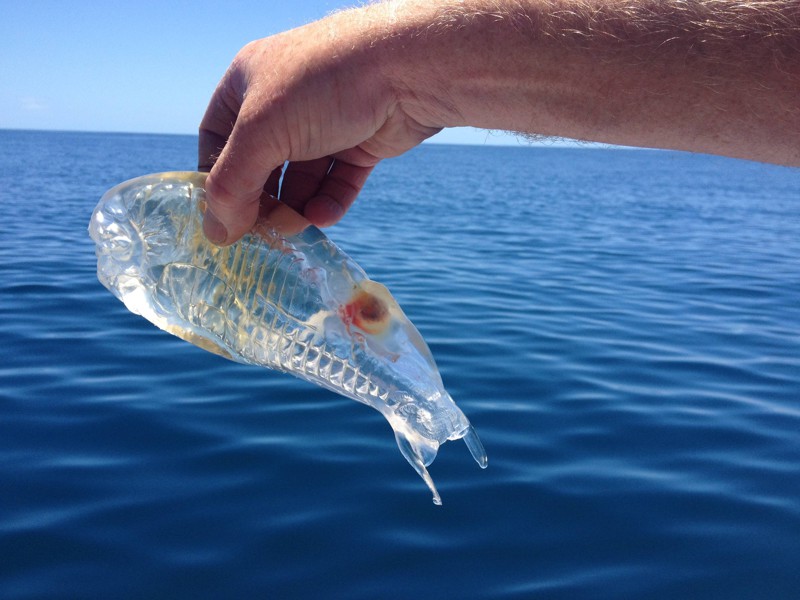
[198,5,444,245]
[199,0,800,245]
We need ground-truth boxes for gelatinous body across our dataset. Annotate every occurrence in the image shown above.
[89,172,486,504]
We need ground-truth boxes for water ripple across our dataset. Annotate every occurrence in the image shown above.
[2,132,800,598]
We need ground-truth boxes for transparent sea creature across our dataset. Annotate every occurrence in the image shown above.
[88,172,486,504]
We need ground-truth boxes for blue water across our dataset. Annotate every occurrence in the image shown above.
[2,129,799,599]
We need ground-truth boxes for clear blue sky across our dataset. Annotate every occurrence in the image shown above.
[1,0,530,146]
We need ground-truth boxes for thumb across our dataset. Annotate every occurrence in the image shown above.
[203,110,284,246]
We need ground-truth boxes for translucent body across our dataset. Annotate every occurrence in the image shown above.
[89,172,486,504]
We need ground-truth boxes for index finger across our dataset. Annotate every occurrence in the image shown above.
[202,94,290,245]
[198,74,265,245]
[198,127,226,174]
[198,81,239,172]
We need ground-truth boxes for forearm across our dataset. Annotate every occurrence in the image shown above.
[370,0,800,165]
[199,0,800,242]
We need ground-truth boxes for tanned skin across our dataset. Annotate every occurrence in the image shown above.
[198,0,800,245]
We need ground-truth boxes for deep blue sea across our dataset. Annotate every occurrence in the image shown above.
[2,129,799,599]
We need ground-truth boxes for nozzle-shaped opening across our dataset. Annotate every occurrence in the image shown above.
[462,424,488,469]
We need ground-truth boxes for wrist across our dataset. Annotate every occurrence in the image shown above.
[370,0,475,129]
[367,0,547,132]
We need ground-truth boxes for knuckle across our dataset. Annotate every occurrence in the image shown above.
[204,174,239,210]
[205,172,261,225]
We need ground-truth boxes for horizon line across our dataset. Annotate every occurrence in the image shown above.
[0,126,626,151]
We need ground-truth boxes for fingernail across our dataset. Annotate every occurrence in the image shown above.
[203,209,228,245]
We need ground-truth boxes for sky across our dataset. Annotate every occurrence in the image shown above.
[0,0,532,146]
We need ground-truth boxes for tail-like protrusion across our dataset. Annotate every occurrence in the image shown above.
[462,424,488,469]
[394,422,487,506]
[395,431,442,505]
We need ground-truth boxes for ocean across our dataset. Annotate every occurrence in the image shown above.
[1,129,799,599]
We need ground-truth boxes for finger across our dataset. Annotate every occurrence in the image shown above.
[203,98,286,246]
[198,79,241,172]
[198,128,227,173]
[303,160,375,227]
[279,157,334,212]
[264,164,284,198]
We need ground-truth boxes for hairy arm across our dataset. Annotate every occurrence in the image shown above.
[200,0,800,244]
[391,0,800,161]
